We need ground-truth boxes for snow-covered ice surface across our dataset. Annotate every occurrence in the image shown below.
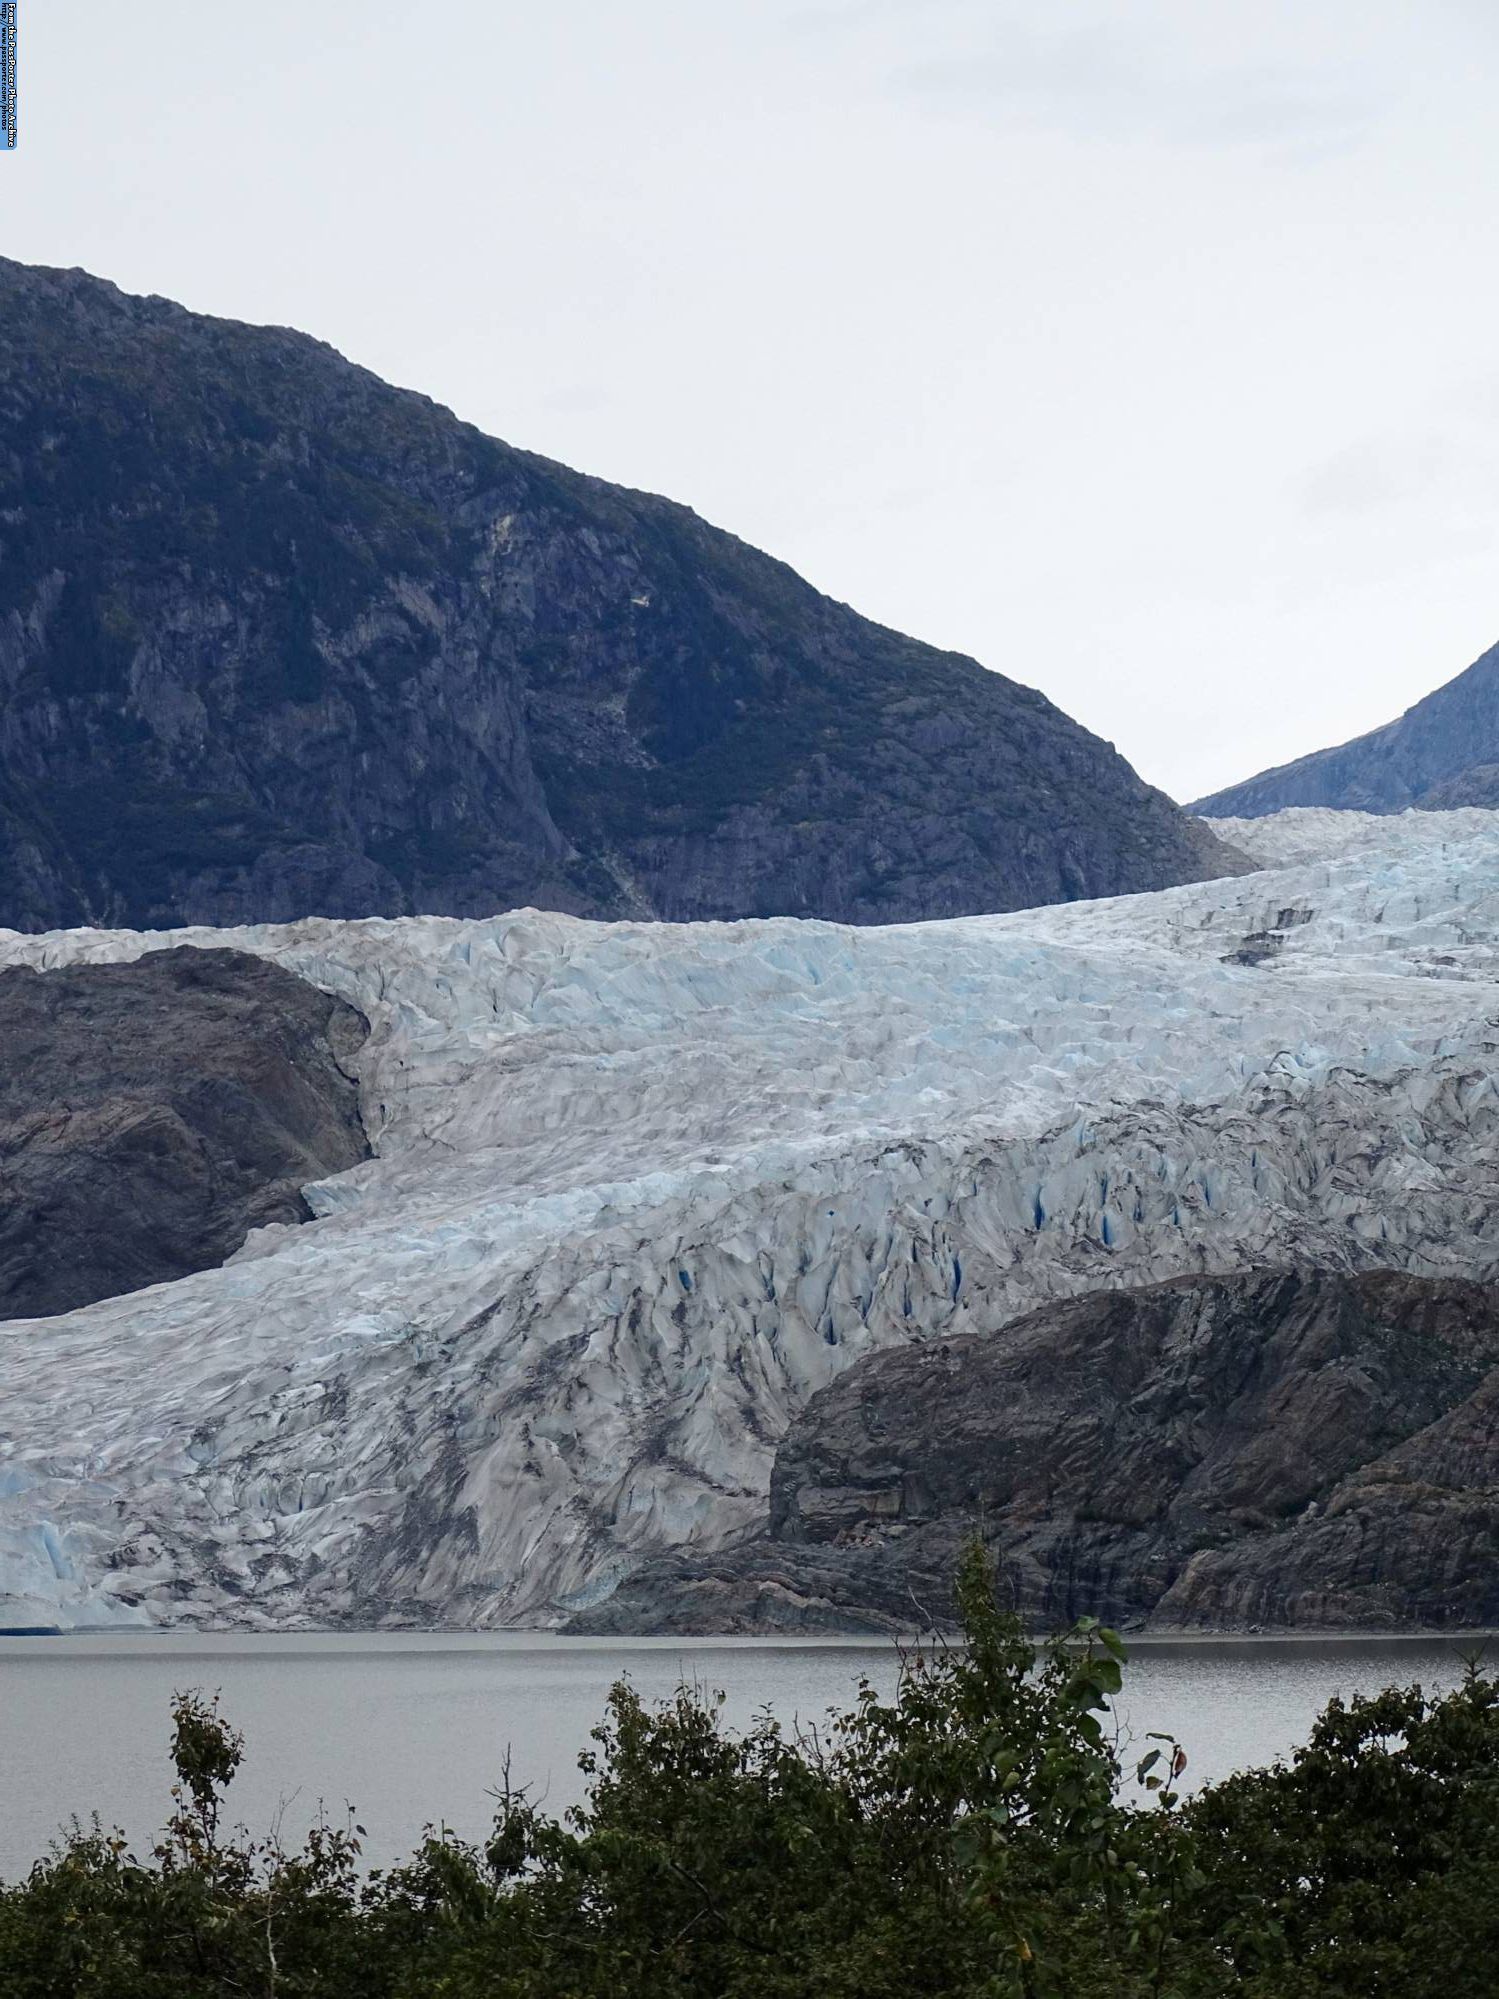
[2,808,1498,1630]
[1205,806,1499,871]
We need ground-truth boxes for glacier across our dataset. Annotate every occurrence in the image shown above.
[1,807,1497,1630]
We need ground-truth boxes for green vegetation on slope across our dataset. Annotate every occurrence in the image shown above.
[4,1548,1496,1997]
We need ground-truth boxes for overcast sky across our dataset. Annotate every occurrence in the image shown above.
[9,1,1498,800]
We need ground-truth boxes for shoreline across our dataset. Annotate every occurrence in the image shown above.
[5,1624,1494,1659]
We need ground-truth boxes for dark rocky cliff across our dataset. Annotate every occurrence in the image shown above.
[0,257,1244,931]
[0,948,369,1317]
[570,1269,1499,1634]
[1192,638,1499,817]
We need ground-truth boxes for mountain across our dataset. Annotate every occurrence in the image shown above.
[573,1269,1499,1634]
[0,258,1245,931]
[1,807,1495,1632]
[1192,637,1499,818]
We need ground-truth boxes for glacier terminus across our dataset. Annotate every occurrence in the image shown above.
[1,807,1496,1633]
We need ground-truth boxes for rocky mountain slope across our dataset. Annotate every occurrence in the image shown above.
[0,948,369,1318]
[0,257,1241,933]
[1193,637,1499,817]
[0,808,1494,1632]
[572,1269,1499,1634]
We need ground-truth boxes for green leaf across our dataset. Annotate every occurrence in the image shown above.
[1083,1658,1123,1696]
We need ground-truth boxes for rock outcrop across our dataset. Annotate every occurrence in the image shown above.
[571,1270,1499,1634]
[0,256,1244,933]
[0,948,369,1318]
[1192,637,1499,818]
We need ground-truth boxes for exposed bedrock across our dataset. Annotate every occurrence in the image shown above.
[570,1270,1499,1635]
[0,948,369,1318]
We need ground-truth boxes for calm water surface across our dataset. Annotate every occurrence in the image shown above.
[0,1631,1485,1879]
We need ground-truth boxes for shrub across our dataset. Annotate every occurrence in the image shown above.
[2,1548,1495,1997]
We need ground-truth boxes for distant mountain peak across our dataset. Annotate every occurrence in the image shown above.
[1193,637,1499,819]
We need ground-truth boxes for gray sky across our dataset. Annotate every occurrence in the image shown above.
[9,1,1499,800]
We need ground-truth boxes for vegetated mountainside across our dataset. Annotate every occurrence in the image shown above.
[0,258,1243,932]
[571,1268,1499,1634]
[0,809,1494,1633]
[0,948,368,1318]
[1192,637,1499,818]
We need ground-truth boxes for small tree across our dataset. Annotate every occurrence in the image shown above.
[160,1690,243,1870]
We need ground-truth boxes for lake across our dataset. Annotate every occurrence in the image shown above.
[0,1630,1486,1880]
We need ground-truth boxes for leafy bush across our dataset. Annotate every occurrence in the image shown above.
[2,1546,1495,1997]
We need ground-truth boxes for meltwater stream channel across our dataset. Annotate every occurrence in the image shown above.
[0,1631,1485,1879]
